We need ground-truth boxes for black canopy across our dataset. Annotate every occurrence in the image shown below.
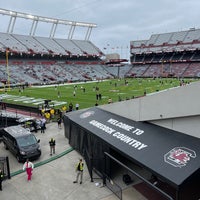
[65,107,200,189]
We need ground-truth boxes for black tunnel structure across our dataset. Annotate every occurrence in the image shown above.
[63,107,200,200]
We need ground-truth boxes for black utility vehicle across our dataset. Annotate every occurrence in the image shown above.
[2,125,41,162]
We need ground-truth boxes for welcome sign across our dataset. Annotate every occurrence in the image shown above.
[67,107,200,187]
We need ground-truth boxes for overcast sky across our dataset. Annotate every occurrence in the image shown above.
[0,0,199,60]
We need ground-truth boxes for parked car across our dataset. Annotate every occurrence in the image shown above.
[2,125,41,162]
[16,117,41,132]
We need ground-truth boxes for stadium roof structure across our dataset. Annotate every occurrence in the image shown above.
[0,8,97,40]
[0,8,103,58]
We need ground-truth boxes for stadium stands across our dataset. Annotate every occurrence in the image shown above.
[0,32,102,58]
[184,29,200,42]
[72,40,102,56]
[103,64,132,78]
[54,39,83,55]
[12,34,49,54]
[182,63,200,77]
[1,8,200,87]
[35,36,66,55]
[1,27,200,87]
[0,10,129,86]
[0,60,116,86]
[0,33,28,53]
[125,65,148,77]
[130,28,200,78]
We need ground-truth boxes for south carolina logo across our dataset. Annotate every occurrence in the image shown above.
[164,147,196,168]
[80,111,95,119]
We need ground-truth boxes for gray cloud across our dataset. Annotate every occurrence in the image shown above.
[0,0,200,59]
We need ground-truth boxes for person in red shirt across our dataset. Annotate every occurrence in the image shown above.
[23,159,34,181]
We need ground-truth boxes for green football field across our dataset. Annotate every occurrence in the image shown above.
[1,78,197,110]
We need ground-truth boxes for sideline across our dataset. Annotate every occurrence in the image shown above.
[31,80,107,88]
[10,147,74,177]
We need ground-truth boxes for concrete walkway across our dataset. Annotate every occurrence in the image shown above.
[0,121,147,200]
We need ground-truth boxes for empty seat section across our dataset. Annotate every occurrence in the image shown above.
[0,32,28,53]
[72,40,101,55]
[184,29,200,43]
[34,37,66,55]
[54,39,83,55]
[183,63,200,77]
[168,31,187,44]
[154,33,172,46]
[12,34,48,54]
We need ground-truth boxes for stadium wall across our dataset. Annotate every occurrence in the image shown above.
[99,81,200,139]
[150,116,200,138]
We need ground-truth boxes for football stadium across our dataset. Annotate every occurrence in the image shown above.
[0,6,200,200]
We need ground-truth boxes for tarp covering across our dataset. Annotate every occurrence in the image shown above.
[65,107,200,188]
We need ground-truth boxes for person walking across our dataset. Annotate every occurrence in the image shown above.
[57,90,61,98]
[49,138,56,156]
[108,97,113,104]
[40,117,46,133]
[73,90,76,97]
[23,159,34,181]
[75,103,79,110]
[57,117,62,129]
[73,159,84,184]
[0,168,3,191]
[69,102,73,112]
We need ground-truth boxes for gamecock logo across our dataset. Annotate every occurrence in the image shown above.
[164,147,196,168]
[80,111,95,119]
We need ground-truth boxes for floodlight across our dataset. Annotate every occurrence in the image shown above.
[27,14,34,19]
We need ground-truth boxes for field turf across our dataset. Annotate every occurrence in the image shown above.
[2,78,196,110]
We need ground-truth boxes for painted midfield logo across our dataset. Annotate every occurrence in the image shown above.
[164,147,196,168]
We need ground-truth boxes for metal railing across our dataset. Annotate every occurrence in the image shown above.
[103,173,122,200]
[104,152,174,200]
